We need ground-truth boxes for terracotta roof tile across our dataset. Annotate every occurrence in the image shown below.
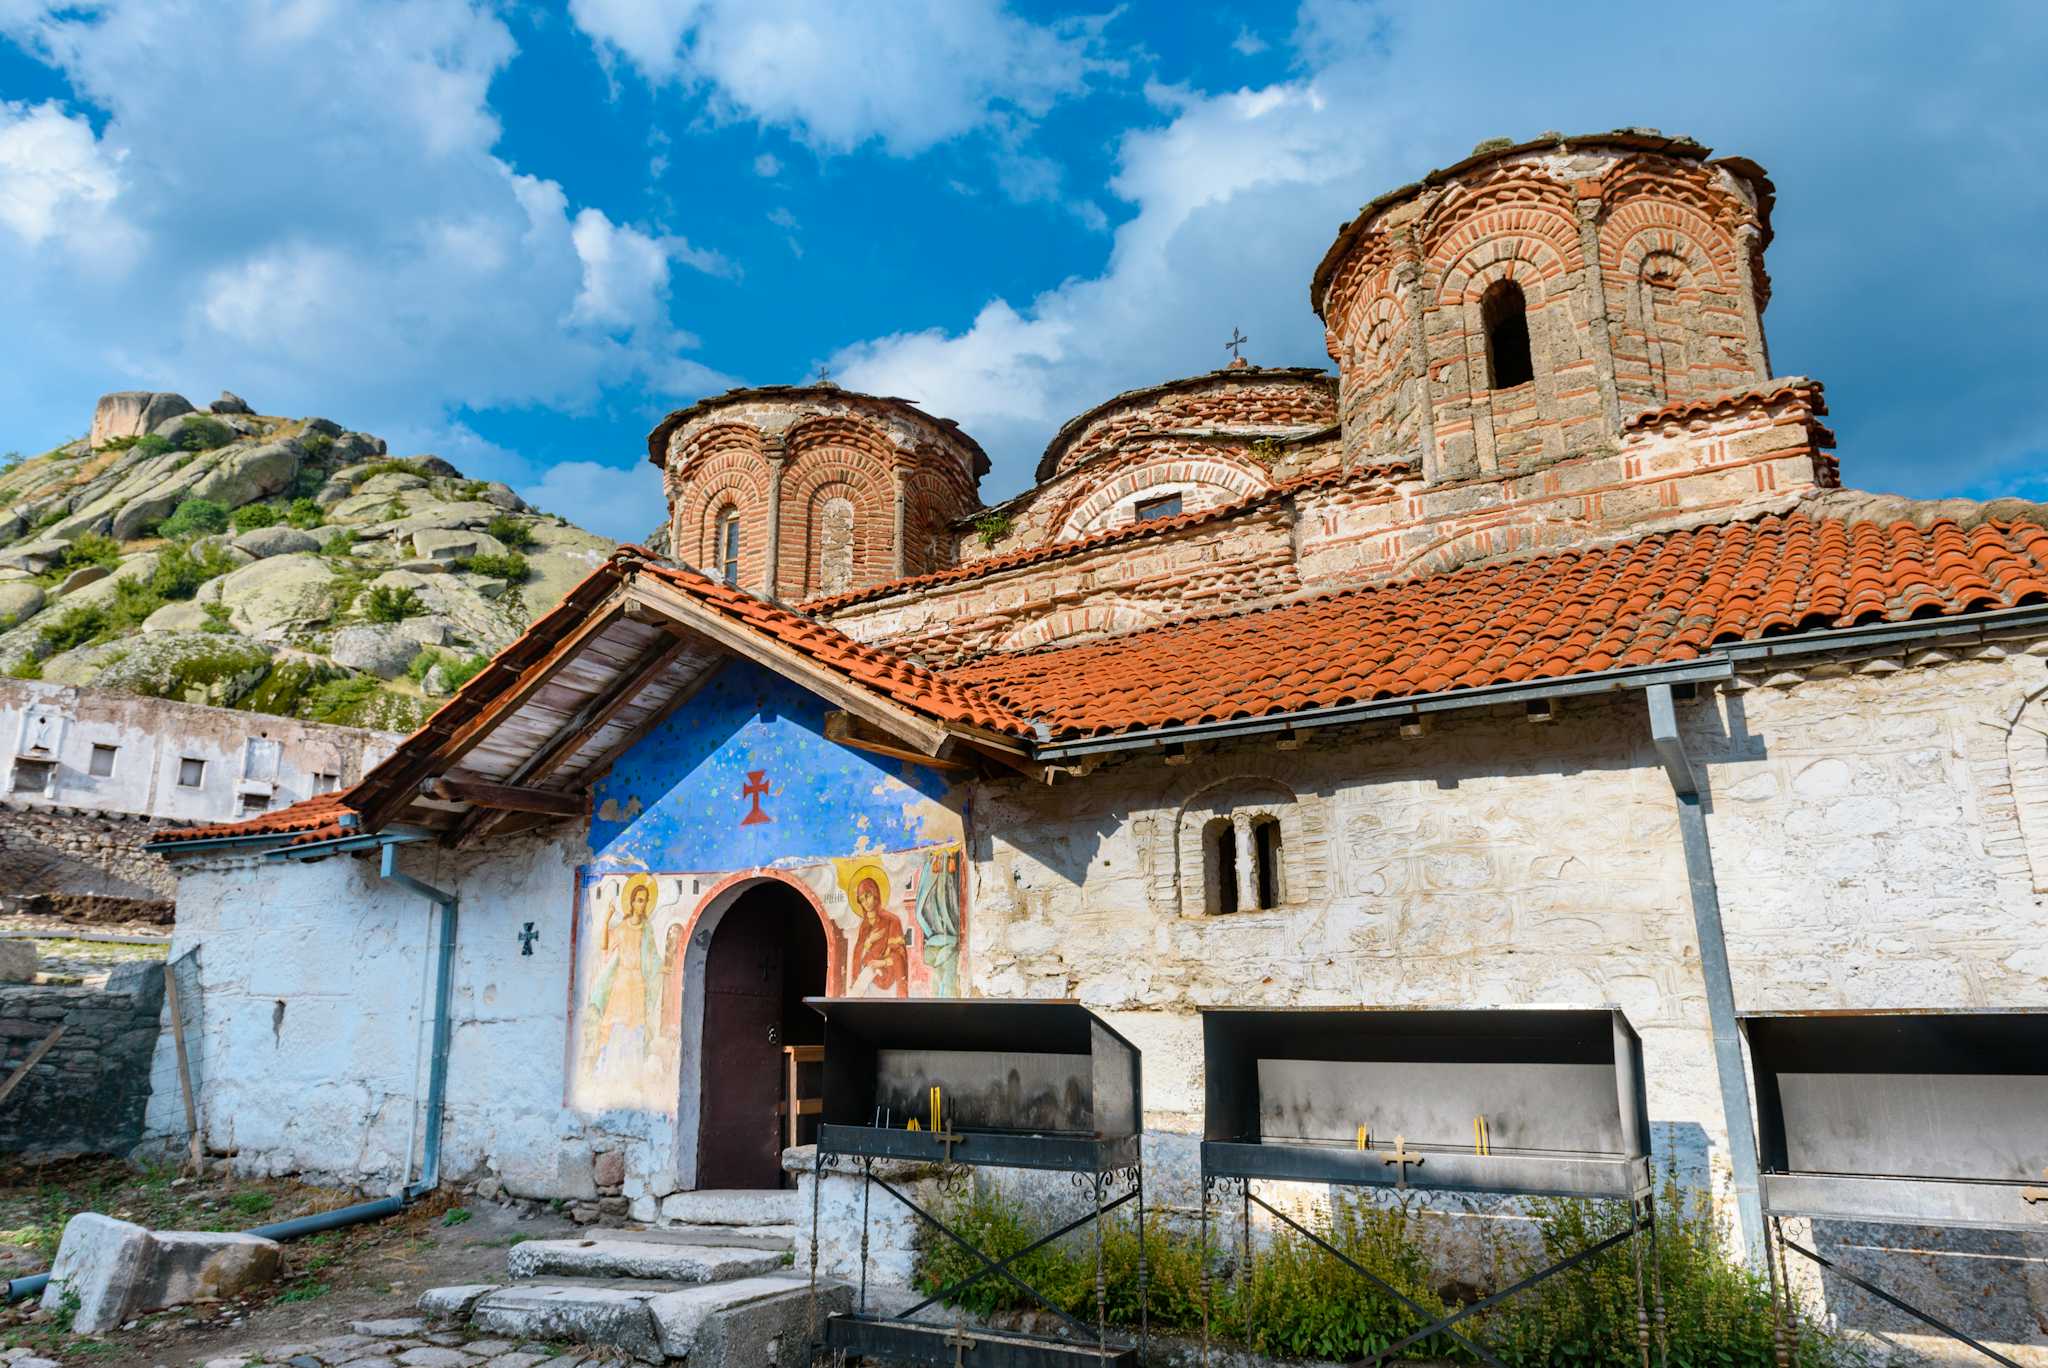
[151,792,358,847]
[947,511,2048,739]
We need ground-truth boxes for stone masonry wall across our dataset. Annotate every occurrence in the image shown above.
[0,801,178,910]
[0,961,165,1156]
[960,640,2048,1358]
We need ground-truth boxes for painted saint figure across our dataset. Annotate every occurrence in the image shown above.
[659,923,685,1036]
[587,873,661,1074]
[839,861,909,998]
[913,845,963,996]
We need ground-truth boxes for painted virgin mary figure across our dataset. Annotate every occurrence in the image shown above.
[587,873,661,1074]
[913,844,963,996]
[836,859,908,998]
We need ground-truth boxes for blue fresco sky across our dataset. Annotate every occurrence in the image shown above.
[2,2,2044,541]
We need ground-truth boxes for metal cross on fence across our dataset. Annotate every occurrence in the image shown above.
[1225,326,1249,360]
[2023,1168,2048,1205]
[518,922,538,956]
[1380,1134,1425,1190]
[943,1325,976,1366]
[930,1122,965,1163]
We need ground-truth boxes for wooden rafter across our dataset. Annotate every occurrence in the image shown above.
[823,712,974,773]
[455,629,699,847]
[420,776,584,817]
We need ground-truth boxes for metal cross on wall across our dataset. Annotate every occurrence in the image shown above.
[518,923,538,956]
[1226,326,1249,360]
[2023,1168,2048,1205]
[1380,1134,1425,1190]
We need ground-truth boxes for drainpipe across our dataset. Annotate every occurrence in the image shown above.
[1646,683,1766,1265]
[378,842,458,1200]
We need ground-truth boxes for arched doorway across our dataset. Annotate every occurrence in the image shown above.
[682,879,829,1190]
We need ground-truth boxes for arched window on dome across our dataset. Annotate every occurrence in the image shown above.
[717,508,741,587]
[1481,279,1534,390]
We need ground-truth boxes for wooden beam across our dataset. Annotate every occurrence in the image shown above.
[358,594,627,829]
[823,712,974,773]
[627,579,953,755]
[455,631,701,847]
[0,1025,65,1109]
[420,775,584,817]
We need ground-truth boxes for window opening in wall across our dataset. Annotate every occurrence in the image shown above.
[11,759,54,794]
[243,736,281,783]
[718,509,742,587]
[1481,279,1534,389]
[1251,816,1283,910]
[239,792,269,816]
[1135,493,1183,522]
[313,772,340,793]
[89,744,117,778]
[177,757,205,788]
[1205,816,1238,915]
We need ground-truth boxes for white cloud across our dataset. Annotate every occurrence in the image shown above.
[1231,26,1268,57]
[0,0,727,464]
[569,0,1102,155]
[765,207,797,230]
[0,99,140,267]
[519,458,668,542]
[834,0,2048,502]
[753,151,782,177]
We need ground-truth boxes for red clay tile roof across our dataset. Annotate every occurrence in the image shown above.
[801,470,1357,614]
[946,511,2048,739]
[151,792,359,847]
[633,558,1034,737]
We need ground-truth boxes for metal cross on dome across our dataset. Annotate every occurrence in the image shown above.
[1226,326,1249,360]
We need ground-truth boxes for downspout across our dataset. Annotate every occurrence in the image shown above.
[378,842,458,1200]
[1646,683,1766,1264]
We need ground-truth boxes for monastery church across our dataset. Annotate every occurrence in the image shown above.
[146,132,2048,1324]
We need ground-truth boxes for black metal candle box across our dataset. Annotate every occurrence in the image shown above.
[1742,1009,2048,1368]
[804,998,1147,1366]
[1198,1007,1664,1368]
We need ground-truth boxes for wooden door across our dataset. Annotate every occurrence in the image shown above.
[697,896,787,1189]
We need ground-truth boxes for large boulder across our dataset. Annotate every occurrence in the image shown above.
[217,552,335,638]
[53,563,110,596]
[414,528,507,562]
[235,525,320,558]
[140,599,211,633]
[0,539,74,575]
[190,441,300,506]
[0,581,45,628]
[42,1215,280,1334]
[108,462,212,540]
[152,411,230,449]
[329,623,424,678]
[82,631,273,705]
[210,390,252,414]
[89,391,193,449]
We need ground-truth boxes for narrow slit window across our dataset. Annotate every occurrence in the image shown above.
[1481,279,1534,389]
[718,509,742,587]
[1251,816,1283,910]
[1205,816,1238,916]
[1134,493,1183,522]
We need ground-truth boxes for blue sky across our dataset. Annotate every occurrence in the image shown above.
[2,1,2043,540]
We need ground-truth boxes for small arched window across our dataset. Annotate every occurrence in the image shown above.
[1204,816,1238,916]
[1481,279,1534,390]
[717,508,741,587]
[1250,815,1283,910]
[817,495,855,595]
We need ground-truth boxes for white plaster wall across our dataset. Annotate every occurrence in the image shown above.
[144,829,668,1199]
[1,678,396,821]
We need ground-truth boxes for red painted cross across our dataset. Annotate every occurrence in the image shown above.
[740,770,773,826]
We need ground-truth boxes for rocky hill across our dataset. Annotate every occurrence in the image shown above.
[0,390,616,731]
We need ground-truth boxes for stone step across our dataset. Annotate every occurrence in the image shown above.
[507,1237,786,1283]
[648,1222,795,1251]
[655,1188,801,1227]
[426,1274,849,1365]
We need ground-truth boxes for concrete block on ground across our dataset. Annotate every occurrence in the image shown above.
[641,1222,795,1250]
[647,1274,848,1365]
[351,1317,429,1336]
[41,1213,154,1333]
[655,1188,798,1227]
[468,1285,662,1363]
[506,1238,783,1283]
[416,1284,499,1319]
[138,1230,282,1307]
[0,940,36,983]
